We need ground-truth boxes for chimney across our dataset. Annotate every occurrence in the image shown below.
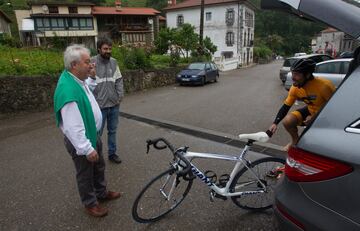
[115,0,121,11]
[167,0,176,6]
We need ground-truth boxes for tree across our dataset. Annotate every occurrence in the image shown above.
[203,36,217,55]
[154,27,175,54]
[175,23,198,58]
[266,34,284,54]
[250,0,325,55]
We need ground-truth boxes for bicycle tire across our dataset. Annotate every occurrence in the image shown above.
[132,168,193,223]
[230,157,285,211]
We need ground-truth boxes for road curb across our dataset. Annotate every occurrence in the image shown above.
[120,112,286,159]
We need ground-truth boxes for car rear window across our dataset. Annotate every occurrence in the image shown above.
[283,58,297,67]
[188,63,205,70]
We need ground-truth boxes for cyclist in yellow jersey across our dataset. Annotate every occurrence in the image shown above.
[269,58,335,151]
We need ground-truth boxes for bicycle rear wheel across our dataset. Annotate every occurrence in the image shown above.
[230,157,285,211]
[132,168,193,223]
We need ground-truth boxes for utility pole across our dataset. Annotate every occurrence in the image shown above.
[199,0,205,49]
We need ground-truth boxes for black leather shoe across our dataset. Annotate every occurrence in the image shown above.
[109,155,122,164]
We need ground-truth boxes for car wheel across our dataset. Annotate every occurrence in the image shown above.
[201,76,206,86]
[215,75,219,82]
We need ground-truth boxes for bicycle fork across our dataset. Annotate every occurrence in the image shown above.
[159,173,179,202]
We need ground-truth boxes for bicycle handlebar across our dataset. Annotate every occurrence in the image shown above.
[146,138,191,176]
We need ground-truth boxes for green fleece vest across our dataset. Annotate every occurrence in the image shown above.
[54,70,97,149]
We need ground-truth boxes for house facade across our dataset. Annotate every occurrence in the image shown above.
[165,0,256,71]
[92,2,161,46]
[0,9,12,37]
[15,2,97,48]
[312,27,359,57]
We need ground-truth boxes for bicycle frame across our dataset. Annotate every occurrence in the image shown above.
[179,144,267,198]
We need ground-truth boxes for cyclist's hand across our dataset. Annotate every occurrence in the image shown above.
[87,150,99,163]
[304,115,313,126]
[269,123,278,134]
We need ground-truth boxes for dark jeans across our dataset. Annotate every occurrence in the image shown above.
[99,105,120,157]
[64,136,107,207]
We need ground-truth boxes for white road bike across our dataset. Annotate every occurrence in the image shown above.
[132,131,285,223]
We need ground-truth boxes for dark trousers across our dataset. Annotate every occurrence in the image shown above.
[64,136,107,207]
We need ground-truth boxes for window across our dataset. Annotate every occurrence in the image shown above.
[226,31,234,46]
[177,15,184,27]
[244,32,246,46]
[342,62,350,74]
[226,9,234,26]
[36,18,43,27]
[210,63,217,70]
[316,62,341,74]
[206,12,212,21]
[35,17,93,31]
[245,11,254,27]
[222,51,233,59]
[48,6,59,14]
[69,18,79,29]
[69,7,78,14]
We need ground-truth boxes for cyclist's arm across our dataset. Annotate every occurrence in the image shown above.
[273,87,297,124]
[273,104,291,124]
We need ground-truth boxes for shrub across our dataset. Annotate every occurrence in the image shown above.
[0,45,63,77]
[0,34,22,48]
[253,45,272,62]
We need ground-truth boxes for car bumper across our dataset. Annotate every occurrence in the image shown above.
[176,76,202,84]
[280,72,288,82]
[275,177,359,231]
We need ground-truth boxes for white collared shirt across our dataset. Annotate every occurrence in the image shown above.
[59,74,102,156]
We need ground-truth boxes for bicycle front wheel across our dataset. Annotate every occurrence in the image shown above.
[132,168,193,223]
[230,157,285,211]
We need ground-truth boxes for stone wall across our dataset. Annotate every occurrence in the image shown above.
[0,67,181,113]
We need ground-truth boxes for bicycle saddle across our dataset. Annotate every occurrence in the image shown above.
[238,131,269,143]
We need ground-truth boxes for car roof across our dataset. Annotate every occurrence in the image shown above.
[316,58,353,65]
[287,54,331,59]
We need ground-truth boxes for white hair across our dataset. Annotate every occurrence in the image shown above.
[63,44,90,70]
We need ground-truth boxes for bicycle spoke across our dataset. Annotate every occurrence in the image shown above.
[230,157,285,211]
[132,168,193,223]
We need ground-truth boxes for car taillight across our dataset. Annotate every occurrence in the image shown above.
[286,147,353,182]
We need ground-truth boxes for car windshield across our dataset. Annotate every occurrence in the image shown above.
[188,63,205,70]
[283,58,297,67]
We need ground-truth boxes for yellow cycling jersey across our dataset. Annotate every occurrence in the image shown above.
[285,77,335,116]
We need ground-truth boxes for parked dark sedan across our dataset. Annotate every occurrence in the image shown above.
[176,62,219,86]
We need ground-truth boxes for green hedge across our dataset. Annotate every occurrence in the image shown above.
[0,46,63,76]
[0,45,191,77]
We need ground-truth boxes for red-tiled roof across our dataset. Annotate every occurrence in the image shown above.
[159,15,166,21]
[92,7,160,16]
[321,27,338,33]
[0,10,12,23]
[164,0,256,11]
[29,1,95,6]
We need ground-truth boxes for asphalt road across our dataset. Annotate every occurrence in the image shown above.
[0,61,289,230]
[122,60,291,147]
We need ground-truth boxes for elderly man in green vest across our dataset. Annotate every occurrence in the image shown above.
[54,44,120,217]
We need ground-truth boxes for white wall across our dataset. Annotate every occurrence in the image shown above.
[166,3,254,66]
[314,31,344,55]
